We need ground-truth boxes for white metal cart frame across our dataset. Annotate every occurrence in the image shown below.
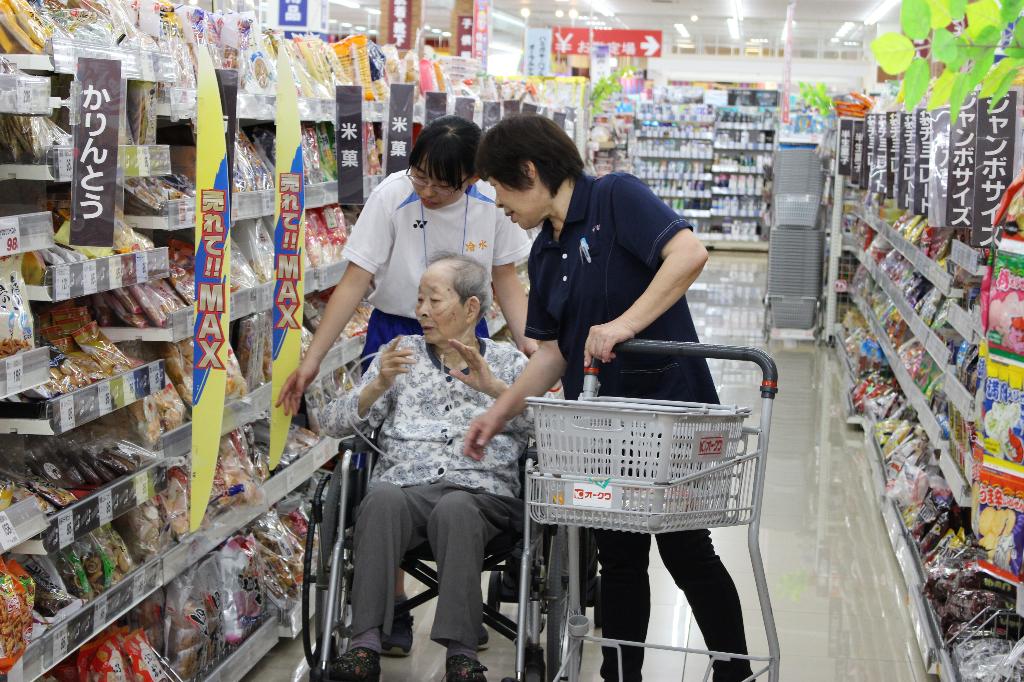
[518,339,781,682]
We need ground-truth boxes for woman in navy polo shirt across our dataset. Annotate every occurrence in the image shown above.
[465,115,752,682]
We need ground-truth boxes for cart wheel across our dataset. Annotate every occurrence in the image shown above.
[545,528,581,681]
[593,576,603,629]
[524,663,545,682]
[487,570,502,610]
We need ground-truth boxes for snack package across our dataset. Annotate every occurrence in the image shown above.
[0,255,33,358]
[987,236,1024,364]
[129,590,165,656]
[77,630,129,682]
[161,340,193,409]
[0,558,31,673]
[251,512,303,607]
[163,568,206,680]
[974,455,1024,582]
[15,554,77,620]
[218,535,264,645]
[193,555,224,668]
[121,628,173,682]
[980,346,1024,464]
[236,313,268,392]
[114,499,170,564]
[55,546,94,601]
[160,467,189,540]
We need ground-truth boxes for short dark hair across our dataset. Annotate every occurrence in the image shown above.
[408,115,481,189]
[476,114,584,195]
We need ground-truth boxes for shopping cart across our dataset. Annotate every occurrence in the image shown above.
[521,339,781,682]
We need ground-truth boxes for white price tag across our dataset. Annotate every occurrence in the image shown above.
[0,219,19,256]
[93,594,108,627]
[135,252,148,282]
[137,146,151,175]
[108,257,123,289]
[148,364,161,394]
[98,489,113,526]
[132,571,146,601]
[58,395,75,432]
[139,56,156,82]
[53,625,69,661]
[0,511,19,549]
[82,259,98,294]
[58,149,73,181]
[133,473,149,504]
[97,382,112,415]
[53,265,71,300]
[5,353,23,394]
[57,509,74,548]
[569,482,614,509]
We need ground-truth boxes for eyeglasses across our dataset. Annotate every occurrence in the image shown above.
[407,169,468,198]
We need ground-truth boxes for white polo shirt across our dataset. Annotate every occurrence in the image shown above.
[343,172,532,319]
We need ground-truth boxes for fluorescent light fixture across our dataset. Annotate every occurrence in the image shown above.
[365,7,380,14]
[431,28,442,33]
[830,36,839,43]
[748,37,768,43]
[674,23,690,38]
[424,24,431,29]
[727,17,740,39]
[843,40,859,45]
[490,40,523,53]
[555,9,564,17]
[330,0,360,7]
[590,0,615,17]
[865,0,899,24]
[732,0,743,21]
[492,10,527,27]
[341,21,352,27]
[520,7,531,18]
[690,14,698,21]
[329,19,338,24]
[568,8,578,18]
[835,21,855,37]
[442,30,452,36]
[355,24,366,30]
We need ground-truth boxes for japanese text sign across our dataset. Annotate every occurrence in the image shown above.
[914,108,932,216]
[927,107,950,227]
[456,15,474,58]
[837,119,853,176]
[473,0,490,69]
[851,119,866,188]
[336,85,365,205]
[71,58,122,247]
[389,0,412,50]
[552,27,662,57]
[386,83,414,175]
[972,91,1018,246]
[946,94,978,230]
[900,112,915,211]
[525,27,552,76]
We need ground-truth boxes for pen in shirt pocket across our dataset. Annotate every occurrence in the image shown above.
[579,236,592,263]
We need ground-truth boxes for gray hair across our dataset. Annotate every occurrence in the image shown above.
[427,253,492,320]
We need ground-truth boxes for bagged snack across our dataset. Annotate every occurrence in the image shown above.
[225,344,247,399]
[0,255,33,358]
[15,554,76,622]
[121,628,172,682]
[974,455,1024,582]
[987,236,1024,363]
[129,590,165,656]
[979,347,1024,464]
[0,558,31,673]
[151,382,187,433]
[163,569,206,680]
[193,556,223,668]
[126,396,161,448]
[160,340,193,409]
[114,499,169,564]
[160,467,189,540]
[236,313,267,392]
[217,535,264,645]
[251,512,303,606]
[76,630,129,682]
[73,322,135,375]
[76,535,114,595]
[94,525,135,580]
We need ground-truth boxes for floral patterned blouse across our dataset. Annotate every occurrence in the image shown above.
[320,335,532,498]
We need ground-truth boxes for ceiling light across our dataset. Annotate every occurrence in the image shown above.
[690,14,698,21]
[843,40,859,45]
[568,8,578,19]
[732,0,743,21]
[674,23,690,38]
[424,24,431,29]
[590,0,615,17]
[520,7,530,18]
[492,10,527,27]
[341,21,352,27]
[830,36,839,43]
[329,19,338,24]
[432,28,442,33]
[442,31,452,36]
[835,21,855,37]
[865,0,900,24]
[727,17,740,39]
[365,7,380,14]
[330,0,360,7]
[555,9,564,17]
[748,37,768,43]
[355,25,366,30]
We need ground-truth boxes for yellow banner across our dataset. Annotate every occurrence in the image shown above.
[190,48,232,531]
[270,48,306,469]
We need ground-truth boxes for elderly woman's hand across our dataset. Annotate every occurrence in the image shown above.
[448,339,507,399]
[374,337,416,390]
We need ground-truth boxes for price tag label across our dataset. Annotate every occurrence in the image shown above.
[57,509,74,548]
[58,395,75,432]
[5,353,23,395]
[135,252,148,283]
[0,511,19,549]
[139,56,156,83]
[569,482,614,509]
[52,624,69,661]
[132,571,146,601]
[58,149,73,181]
[137,146,151,175]
[133,473,149,504]
[82,259,98,294]
[148,364,161,394]
[53,264,71,300]
[93,594,108,627]
[108,257,123,289]
[98,489,113,526]
[97,382,112,415]
[0,219,19,256]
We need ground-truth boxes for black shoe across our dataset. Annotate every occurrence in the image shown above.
[381,611,413,657]
[445,654,488,682]
[329,647,381,681]
[477,624,489,651]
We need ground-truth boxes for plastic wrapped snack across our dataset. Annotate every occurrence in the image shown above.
[77,534,115,595]
[0,0,49,54]
[161,340,193,409]
[126,396,161,448]
[56,546,93,601]
[301,124,324,185]
[193,556,224,668]
[316,123,337,180]
[121,628,173,682]
[0,255,33,358]
[251,512,303,606]
[72,322,135,375]
[152,382,187,433]
[0,558,31,674]
[14,554,76,620]
[217,534,264,645]
[94,525,135,581]
[114,499,170,565]
[229,241,260,292]
[160,467,189,540]
[0,115,70,163]
[233,219,273,283]
[236,313,268,392]
[164,569,205,680]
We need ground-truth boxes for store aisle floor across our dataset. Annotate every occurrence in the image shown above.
[244,254,932,682]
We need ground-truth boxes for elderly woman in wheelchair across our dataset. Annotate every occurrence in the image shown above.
[320,254,532,682]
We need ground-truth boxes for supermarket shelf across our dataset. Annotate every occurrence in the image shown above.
[0,361,165,436]
[234,189,275,221]
[855,296,947,450]
[125,198,194,231]
[305,180,340,209]
[938,446,972,507]
[856,208,958,296]
[714,143,773,151]
[716,122,775,131]
[0,497,50,553]
[0,212,55,256]
[637,153,714,161]
[834,335,865,427]
[0,347,51,400]
[0,146,72,182]
[656,192,712,200]
[0,73,52,114]
[308,259,348,293]
[711,187,762,196]
[637,118,716,126]
[122,145,171,178]
[946,302,982,345]
[635,173,713,182]
[156,87,196,121]
[12,458,168,555]
[101,306,192,343]
[199,618,279,682]
[711,211,763,219]
[231,281,276,321]
[779,134,824,145]
[634,133,714,141]
[162,436,340,583]
[5,38,176,82]
[944,367,976,421]
[278,599,312,639]
[861,256,948,367]
[678,209,712,219]
[314,336,364,383]
[702,238,770,253]
[950,240,985,277]
[159,381,274,459]
[26,248,170,302]
[711,165,765,174]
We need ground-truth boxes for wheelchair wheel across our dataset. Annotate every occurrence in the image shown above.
[487,569,502,611]
[545,527,581,681]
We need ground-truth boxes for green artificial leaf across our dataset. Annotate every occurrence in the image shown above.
[928,67,958,108]
[932,28,960,63]
[902,0,932,39]
[926,0,953,27]
[980,56,1018,97]
[950,0,967,19]
[1002,0,1024,23]
[1006,47,1024,57]
[989,59,1022,108]
[965,0,1001,40]
[950,37,970,68]
[974,25,1004,49]
[967,47,997,90]
[904,58,931,109]
[1015,20,1024,48]
[949,71,971,124]
[871,32,917,74]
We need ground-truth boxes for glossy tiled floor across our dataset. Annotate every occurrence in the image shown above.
[244,254,931,682]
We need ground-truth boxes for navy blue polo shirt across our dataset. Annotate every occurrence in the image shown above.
[525,173,719,404]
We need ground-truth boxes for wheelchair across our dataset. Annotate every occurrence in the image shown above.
[301,436,600,682]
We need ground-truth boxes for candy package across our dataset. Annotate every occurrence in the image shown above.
[15,554,78,621]
[0,558,33,672]
[980,347,1024,464]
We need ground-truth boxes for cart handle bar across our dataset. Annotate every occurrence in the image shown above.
[585,340,779,399]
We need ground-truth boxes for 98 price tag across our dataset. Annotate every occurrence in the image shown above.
[53,265,71,300]
[98,489,113,526]
[5,353,23,395]
[0,219,19,256]
[52,624,69,661]
[133,473,149,504]
[93,594,108,628]
[82,260,97,294]
[132,571,146,601]
[57,509,74,548]
[148,364,161,394]
[97,382,112,415]
[58,395,75,432]
[0,511,19,549]
[570,482,614,509]
[108,257,123,289]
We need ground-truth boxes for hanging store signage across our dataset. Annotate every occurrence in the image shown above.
[888,111,901,201]
[875,114,889,196]
[900,112,915,211]
[425,91,448,124]
[385,83,415,175]
[914,108,932,216]
[971,91,1018,246]
[388,0,413,50]
[928,107,950,227]
[865,114,880,194]
[454,96,475,122]
[217,69,239,189]
[336,85,365,205]
[502,99,521,118]
[837,119,854,176]
[456,15,474,59]
[851,119,866,188]
[554,110,568,130]
[70,58,122,248]
[270,0,325,33]
[551,27,663,57]
[946,94,978,230]
[525,28,552,76]
[473,0,491,69]
[482,101,501,130]
[191,48,231,532]
[271,48,305,470]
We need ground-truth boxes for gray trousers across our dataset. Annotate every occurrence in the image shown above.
[349,481,523,648]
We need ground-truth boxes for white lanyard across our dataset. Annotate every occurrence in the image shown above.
[420,193,471,266]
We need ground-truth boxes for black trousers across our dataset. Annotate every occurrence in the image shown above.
[595,528,753,682]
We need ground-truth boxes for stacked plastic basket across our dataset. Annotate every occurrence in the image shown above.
[767,148,826,330]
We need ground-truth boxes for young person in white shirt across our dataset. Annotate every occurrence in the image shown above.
[277,115,534,656]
